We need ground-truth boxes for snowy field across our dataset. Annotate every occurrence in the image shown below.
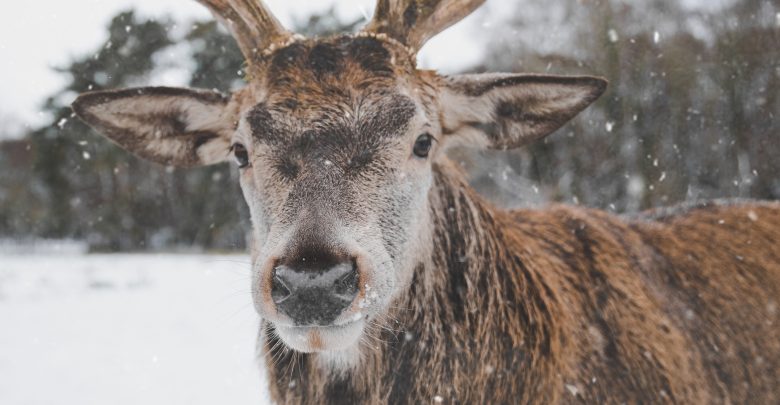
[0,253,271,405]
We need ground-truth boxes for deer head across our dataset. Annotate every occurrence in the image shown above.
[72,0,606,359]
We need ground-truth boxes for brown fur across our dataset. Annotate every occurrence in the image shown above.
[264,160,780,404]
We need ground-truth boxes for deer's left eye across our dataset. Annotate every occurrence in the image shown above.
[232,143,250,168]
[413,133,434,158]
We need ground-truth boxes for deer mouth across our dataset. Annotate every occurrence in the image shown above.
[273,318,365,353]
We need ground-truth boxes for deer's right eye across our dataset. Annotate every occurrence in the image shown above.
[232,143,250,168]
[413,133,434,158]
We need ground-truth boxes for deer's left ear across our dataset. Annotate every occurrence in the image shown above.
[439,74,607,149]
[72,87,239,167]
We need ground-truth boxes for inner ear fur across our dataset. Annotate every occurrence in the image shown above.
[72,87,239,167]
[439,74,607,150]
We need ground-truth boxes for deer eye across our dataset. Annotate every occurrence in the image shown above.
[413,133,433,158]
[232,143,250,168]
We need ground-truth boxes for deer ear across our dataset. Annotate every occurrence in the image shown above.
[439,74,607,149]
[72,87,239,167]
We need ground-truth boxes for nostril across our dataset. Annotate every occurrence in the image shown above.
[333,262,359,298]
[271,272,292,304]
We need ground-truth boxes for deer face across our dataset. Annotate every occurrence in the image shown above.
[237,36,438,352]
[72,0,606,357]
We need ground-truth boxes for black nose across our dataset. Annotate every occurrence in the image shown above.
[271,260,359,326]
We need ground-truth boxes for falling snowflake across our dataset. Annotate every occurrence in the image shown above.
[607,29,619,43]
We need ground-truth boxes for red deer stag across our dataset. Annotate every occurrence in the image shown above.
[72,0,780,403]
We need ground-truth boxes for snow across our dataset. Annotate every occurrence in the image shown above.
[607,29,619,43]
[0,253,270,405]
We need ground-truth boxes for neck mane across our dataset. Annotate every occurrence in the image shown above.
[262,160,561,404]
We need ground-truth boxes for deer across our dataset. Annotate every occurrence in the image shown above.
[71,0,780,403]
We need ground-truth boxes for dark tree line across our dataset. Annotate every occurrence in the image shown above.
[1,11,248,251]
[0,1,777,251]
[468,0,778,210]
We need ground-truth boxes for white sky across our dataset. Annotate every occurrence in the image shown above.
[0,0,495,134]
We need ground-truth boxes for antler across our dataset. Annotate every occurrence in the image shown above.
[195,0,290,61]
[364,0,486,53]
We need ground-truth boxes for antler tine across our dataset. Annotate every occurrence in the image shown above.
[365,0,486,53]
[195,0,290,62]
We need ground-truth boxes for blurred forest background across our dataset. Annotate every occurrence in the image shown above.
[0,0,778,251]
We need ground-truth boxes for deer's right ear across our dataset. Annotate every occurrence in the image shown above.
[72,87,239,167]
[438,73,607,150]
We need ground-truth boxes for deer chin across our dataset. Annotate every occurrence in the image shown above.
[274,318,365,354]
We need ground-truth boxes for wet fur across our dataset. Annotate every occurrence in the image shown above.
[263,160,780,404]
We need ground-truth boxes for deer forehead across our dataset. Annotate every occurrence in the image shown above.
[254,36,419,109]
[262,35,413,80]
[235,36,429,153]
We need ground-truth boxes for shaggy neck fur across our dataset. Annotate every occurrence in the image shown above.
[261,159,780,404]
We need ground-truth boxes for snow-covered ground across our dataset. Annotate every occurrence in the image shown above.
[0,253,271,405]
